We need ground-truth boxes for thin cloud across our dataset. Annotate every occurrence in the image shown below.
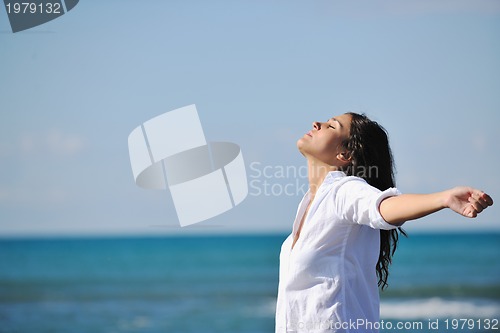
[319,0,500,19]
[0,186,68,205]
[472,134,488,152]
[382,0,500,15]
[15,129,86,157]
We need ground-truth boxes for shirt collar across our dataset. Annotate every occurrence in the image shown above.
[322,170,347,185]
[302,170,347,201]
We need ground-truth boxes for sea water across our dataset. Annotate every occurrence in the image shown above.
[0,233,498,333]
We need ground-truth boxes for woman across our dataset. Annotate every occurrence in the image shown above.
[275,113,493,333]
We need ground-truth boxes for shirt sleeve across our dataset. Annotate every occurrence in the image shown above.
[334,177,403,230]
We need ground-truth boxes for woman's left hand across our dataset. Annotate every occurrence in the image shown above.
[445,187,494,218]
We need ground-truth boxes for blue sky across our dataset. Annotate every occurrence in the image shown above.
[1,0,499,236]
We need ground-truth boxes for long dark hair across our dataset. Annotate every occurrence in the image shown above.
[341,112,407,290]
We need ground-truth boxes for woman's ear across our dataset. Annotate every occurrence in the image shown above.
[336,151,352,164]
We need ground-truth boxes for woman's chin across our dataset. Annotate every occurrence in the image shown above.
[296,139,308,156]
[296,138,305,149]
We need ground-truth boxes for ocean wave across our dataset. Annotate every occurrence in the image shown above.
[381,297,500,319]
[250,297,500,320]
[381,284,500,299]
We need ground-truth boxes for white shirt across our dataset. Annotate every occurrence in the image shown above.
[275,171,402,333]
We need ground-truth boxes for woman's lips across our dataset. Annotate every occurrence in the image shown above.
[306,131,312,137]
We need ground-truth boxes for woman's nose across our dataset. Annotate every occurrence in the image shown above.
[313,121,321,130]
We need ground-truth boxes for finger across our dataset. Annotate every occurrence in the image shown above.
[471,191,492,209]
[476,196,490,209]
[464,205,477,218]
[471,199,484,213]
[481,192,494,206]
[467,196,483,213]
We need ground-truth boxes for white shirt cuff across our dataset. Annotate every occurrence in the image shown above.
[372,187,404,230]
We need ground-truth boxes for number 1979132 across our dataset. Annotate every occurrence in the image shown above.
[5,2,62,14]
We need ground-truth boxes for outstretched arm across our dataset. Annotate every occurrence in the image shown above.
[379,187,494,225]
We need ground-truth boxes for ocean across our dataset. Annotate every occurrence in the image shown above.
[0,233,498,333]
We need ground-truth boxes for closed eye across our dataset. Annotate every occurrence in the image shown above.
[326,119,335,129]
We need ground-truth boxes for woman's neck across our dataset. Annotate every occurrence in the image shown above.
[307,159,338,198]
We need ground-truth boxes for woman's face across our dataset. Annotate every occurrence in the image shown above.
[297,113,352,166]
